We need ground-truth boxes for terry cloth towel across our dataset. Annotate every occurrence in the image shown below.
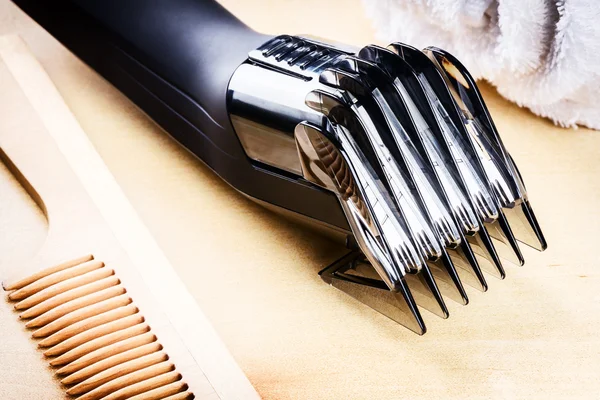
[361,0,600,130]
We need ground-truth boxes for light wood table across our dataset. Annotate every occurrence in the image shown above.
[1,0,599,399]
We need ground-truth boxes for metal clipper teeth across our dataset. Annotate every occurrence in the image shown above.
[227,35,548,334]
[423,47,547,253]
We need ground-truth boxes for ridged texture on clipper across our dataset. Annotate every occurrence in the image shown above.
[3,255,194,400]
[313,135,369,219]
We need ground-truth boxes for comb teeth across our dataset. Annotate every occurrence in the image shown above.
[3,256,195,400]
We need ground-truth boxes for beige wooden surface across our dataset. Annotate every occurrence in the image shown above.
[1,0,600,399]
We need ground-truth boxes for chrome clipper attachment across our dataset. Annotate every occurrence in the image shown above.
[227,35,547,334]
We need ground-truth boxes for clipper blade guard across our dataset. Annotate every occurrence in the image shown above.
[232,36,547,334]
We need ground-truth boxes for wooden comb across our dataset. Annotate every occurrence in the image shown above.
[0,35,260,400]
[5,257,187,400]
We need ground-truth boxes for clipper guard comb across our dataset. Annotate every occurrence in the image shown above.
[229,35,547,333]
[13,0,547,334]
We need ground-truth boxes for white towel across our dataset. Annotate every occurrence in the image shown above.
[361,0,600,129]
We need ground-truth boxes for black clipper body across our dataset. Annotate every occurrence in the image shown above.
[13,0,547,334]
